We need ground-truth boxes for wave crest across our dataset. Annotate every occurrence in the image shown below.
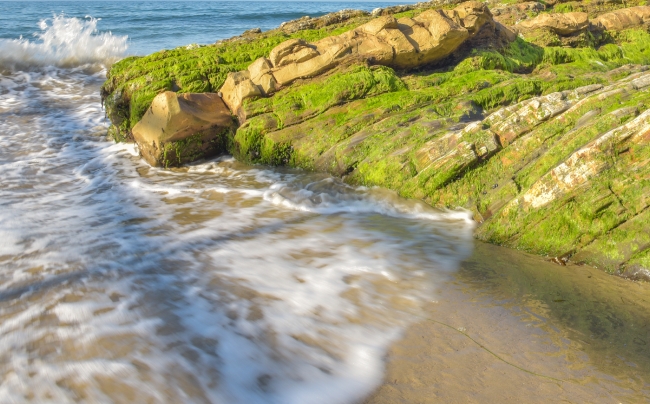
[0,14,128,71]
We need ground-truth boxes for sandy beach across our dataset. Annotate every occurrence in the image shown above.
[367,242,650,403]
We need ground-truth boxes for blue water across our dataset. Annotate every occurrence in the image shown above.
[0,1,419,55]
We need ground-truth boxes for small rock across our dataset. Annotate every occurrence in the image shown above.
[243,27,262,35]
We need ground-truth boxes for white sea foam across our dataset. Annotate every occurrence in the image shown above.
[0,15,128,71]
[0,21,475,403]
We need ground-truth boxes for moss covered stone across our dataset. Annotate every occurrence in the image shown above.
[101,14,377,141]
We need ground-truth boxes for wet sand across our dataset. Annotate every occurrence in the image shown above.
[367,242,650,403]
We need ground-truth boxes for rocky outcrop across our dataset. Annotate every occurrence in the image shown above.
[220,1,497,116]
[517,12,589,35]
[278,9,369,34]
[522,108,650,209]
[132,92,235,167]
[102,1,650,280]
[592,6,650,31]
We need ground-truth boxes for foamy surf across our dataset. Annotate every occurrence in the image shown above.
[0,14,127,71]
[0,11,475,404]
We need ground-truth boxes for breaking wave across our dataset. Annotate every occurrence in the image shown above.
[0,14,128,71]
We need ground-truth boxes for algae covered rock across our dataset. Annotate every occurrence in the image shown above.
[132,91,235,167]
[102,1,650,279]
[220,1,498,113]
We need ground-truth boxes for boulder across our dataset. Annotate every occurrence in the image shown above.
[269,39,316,67]
[414,9,470,65]
[220,71,262,115]
[397,17,434,52]
[248,57,278,95]
[132,92,234,167]
[272,40,352,86]
[377,27,418,68]
[517,12,589,35]
[247,57,272,82]
[277,47,320,67]
[451,1,495,35]
[592,6,650,31]
[348,31,395,65]
[356,15,399,35]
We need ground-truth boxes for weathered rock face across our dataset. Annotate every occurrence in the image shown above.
[132,92,235,167]
[592,6,650,31]
[219,71,263,119]
[517,12,589,35]
[522,109,650,209]
[220,1,498,116]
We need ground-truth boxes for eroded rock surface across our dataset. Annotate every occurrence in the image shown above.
[132,92,235,167]
[517,12,589,35]
[592,6,650,31]
[220,1,496,115]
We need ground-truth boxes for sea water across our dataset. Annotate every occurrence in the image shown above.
[0,2,477,402]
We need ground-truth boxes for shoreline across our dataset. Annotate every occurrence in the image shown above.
[101,0,650,284]
[366,241,650,402]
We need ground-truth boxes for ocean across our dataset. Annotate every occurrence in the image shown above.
[0,2,478,402]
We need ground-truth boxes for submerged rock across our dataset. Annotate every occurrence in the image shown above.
[132,92,235,167]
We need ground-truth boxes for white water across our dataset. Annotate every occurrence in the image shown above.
[0,16,474,403]
[0,14,128,71]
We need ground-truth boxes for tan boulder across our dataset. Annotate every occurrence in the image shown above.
[451,1,495,35]
[132,92,234,167]
[377,28,417,68]
[247,58,278,95]
[277,47,320,67]
[273,40,352,86]
[356,15,398,35]
[414,9,469,64]
[217,3,497,113]
[397,17,433,52]
[220,71,262,114]
[518,12,589,35]
[269,39,317,67]
[256,73,278,95]
[350,34,395,65]
[592,6,650,31]
[247,57,272,82]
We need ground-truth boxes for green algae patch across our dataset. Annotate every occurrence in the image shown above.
[159,127,234,168]
[232,64,408,165]
[241,64,407,125]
